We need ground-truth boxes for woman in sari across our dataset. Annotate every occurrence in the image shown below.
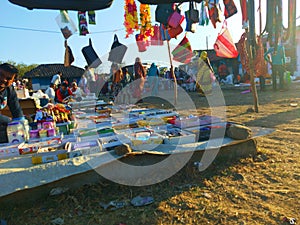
[133,57,145,101]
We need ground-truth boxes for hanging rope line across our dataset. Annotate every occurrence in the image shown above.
[0,25,124,34]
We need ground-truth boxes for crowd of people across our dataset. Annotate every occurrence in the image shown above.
[43,70,87,104]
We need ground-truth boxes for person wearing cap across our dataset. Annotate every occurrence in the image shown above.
[55,82,73,103]
[0,63,25,143]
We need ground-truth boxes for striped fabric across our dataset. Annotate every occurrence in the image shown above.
[172,36,193,64]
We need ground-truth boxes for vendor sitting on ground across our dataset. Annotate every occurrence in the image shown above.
[55,82,73,103]
[218,62,229,83]
[0,63,25,143]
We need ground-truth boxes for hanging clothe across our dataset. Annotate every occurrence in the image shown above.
[124,0,139,38]
[88,11,96,25]
[199,1,209,26]
[223,0,237,19]
[207,1,221,29]
[78,11,89,35]
[236,32,250,75]
[254,36,267,77]
[239,0,248,29]
[64,40,74,67]
[139,3,153,39]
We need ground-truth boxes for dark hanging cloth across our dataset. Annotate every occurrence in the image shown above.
[208,2,221,29]
[223,0,237,19]
[64,40,74,67]
[88,11,96,25]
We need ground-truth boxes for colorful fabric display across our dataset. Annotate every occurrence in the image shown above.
[185,1,199,23]
[88,11,96,24]
[199,1,209,26]
[124,0,139,38]
[213,21,238,58]
[136,34,149,52]
[236,32,249,74]
[223,0,237,19]
[168,24,183,38]
[78,11,89,36]
[139,4,154,38]
[150,24,163,45]
[254,36,267,77]
[172,36,193,64]
[160,24,171,41]
[160,24,183,40]
[207,2,221,29]
[184,3,198,33]
[168,7,184,28]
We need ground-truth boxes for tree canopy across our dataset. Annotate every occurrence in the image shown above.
[0,61,38,78]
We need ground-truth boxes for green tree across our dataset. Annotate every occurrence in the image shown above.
[0,60,38,78]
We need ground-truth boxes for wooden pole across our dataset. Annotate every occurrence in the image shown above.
[165,30,177,105]
[245,34,259,113]
[258,0,262,35]
[247,0,259,113]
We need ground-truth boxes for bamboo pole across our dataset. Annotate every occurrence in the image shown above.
[246,35,259,113]
[165,30,177,105]
[247,0,259,113]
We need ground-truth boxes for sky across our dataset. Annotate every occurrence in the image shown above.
[0,0,299,71]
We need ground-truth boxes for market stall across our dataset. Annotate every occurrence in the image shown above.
[0,97,274,201]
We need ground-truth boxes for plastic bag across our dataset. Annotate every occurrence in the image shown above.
[55,10,77,39]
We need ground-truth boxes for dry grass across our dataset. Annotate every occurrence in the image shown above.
[1,83,300,225]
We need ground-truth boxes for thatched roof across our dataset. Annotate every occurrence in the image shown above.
[24,64,84,78]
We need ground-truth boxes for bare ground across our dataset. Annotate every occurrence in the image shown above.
[1,83,300,225]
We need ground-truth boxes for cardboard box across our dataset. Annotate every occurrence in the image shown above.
[127,132,164,146]
[0,143,20,159]
[19,138,62,155]
[1,98,37,117]
[32,150,68,164]
[162,129,196,145]
[174,116,200,128]
[99,134,131,149]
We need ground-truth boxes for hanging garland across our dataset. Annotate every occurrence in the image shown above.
[139,3,153,40]
[124,0,139,38]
